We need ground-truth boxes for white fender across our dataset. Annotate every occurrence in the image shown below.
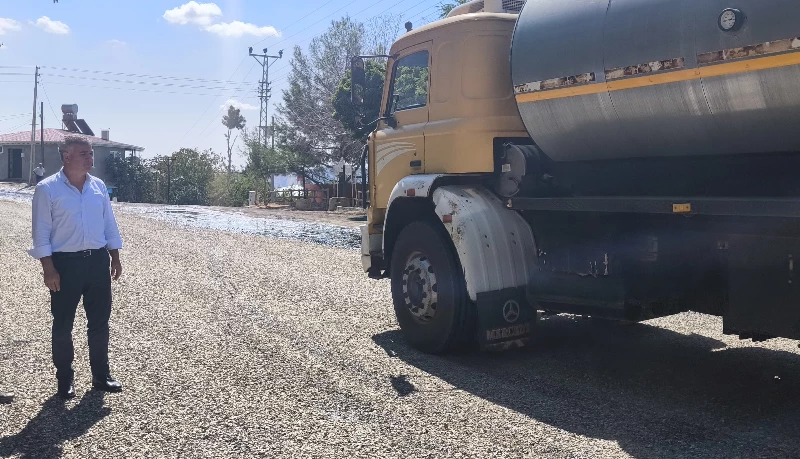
[386,174,446,210]
[432,185,538,302]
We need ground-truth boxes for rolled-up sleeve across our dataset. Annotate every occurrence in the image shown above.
[103,187,123,250]
[28,185,53,259]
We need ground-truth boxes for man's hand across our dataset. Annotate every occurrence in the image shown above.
[110,249,122,280]
[40,257,60,292]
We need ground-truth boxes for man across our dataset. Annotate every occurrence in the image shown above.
[29,135,124,399]
[0,391,13,404]
[33,163,46,184]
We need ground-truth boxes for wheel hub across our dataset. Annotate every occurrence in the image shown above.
[402,252,438,323]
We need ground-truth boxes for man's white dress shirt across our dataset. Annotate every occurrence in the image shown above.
[28,169,123,259]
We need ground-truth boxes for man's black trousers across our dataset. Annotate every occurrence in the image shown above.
[50,248,112,382]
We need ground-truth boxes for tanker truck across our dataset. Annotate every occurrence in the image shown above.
[349,0,800,353]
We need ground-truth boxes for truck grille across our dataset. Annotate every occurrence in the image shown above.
[502,0,525,12]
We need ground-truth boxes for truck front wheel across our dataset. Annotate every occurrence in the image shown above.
[390,220,474,353]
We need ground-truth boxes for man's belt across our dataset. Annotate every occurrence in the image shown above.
[52,248,107,258]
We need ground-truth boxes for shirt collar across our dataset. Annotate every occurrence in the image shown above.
[57,168,93,186]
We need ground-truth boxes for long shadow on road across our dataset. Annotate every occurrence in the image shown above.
[0,391,110,459]
[374,315,800,459]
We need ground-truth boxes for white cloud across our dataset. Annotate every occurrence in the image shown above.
[221,99,258,111]
[0,18,22,35]
[163,2,222,26]
[107,39,127,47]
[34,16,70,34]
[163,3,279,39]
[204,21,280,38]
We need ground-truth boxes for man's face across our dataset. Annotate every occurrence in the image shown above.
[64,144,94,172]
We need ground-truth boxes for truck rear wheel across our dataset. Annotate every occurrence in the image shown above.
[390,220,474,353]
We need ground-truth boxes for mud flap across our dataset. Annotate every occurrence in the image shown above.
[476,287,537,351]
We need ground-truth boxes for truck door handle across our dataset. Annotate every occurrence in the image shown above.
[410,160,422,167]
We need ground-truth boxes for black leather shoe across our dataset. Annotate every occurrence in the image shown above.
[57,382,76,399]
[0,391,13,404]
[92,375,122,393]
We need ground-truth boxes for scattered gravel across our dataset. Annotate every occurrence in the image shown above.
[120,205,360,250]
[1,197,800,458]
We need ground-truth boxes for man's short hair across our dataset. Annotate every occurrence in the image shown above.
[60,135,92,159]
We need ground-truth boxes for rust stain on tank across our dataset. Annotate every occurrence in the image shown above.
[514,72,596,94]
[698,37,800,65]
[605,57,685,81]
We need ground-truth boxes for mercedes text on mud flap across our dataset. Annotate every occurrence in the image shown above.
[353,0,800,354]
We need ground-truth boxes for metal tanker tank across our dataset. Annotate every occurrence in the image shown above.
[511,0,800,162]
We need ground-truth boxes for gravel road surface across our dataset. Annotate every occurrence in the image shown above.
[1,198,799,459]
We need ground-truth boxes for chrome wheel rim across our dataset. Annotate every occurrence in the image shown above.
[402,251,438,323]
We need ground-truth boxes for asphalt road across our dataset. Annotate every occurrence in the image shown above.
[1,198,799,458]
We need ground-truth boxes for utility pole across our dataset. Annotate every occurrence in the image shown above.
[166,156,173,205]
[40,102,44,168]
[248,47,282,146]
[29,66,39,184]
[271,115,276,191]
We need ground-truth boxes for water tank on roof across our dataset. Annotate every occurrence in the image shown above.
[61,104,78,115]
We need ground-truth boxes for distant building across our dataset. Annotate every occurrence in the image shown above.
[0,104,144,187]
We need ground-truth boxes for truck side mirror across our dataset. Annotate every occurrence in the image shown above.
[351,57,366,106]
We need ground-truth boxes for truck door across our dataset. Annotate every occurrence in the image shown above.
[372,42,431,209]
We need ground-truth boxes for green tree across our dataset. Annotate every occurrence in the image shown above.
[152,148,219,205]
[209,171,258,207]
[278,17,364,170]
[221,105,246,177]
[242,128,287,202]
[274,118,330,187]
[332,59,387,141]
[278,15,401,174]
[440,0,469,18]
[105,154,156,203]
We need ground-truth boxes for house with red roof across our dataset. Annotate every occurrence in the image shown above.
[0,104,144,186]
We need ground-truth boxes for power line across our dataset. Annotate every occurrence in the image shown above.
[192,63,260,145]
[253,0,363,51]
[39,80,60,125]
[40,66,257,86]
[408,4,441,22]
[42,73,255,92]
[250,0,340,47]
[2,120,34,133]
[268,0,426,86]
[42,79,253,97]
[0,113,32,122]
[177,0,434,150]
[176,0,351,150]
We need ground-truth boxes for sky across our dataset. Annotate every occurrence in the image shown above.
[0,0,445,168]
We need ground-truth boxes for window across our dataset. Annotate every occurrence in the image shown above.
[389,51,429,113]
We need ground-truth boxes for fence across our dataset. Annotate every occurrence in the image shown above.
[269,188,329,210]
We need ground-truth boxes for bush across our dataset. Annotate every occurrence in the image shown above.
[210,172,258,207]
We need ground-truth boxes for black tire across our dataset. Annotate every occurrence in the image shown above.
[390,220,474,354]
